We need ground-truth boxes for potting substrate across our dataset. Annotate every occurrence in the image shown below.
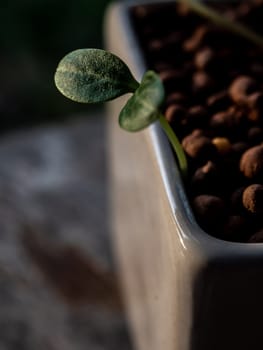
[130,0,263,243]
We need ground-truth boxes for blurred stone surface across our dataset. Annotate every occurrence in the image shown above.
[0,111,132,349]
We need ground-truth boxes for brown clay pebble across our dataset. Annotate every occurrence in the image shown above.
[191,129,206,137]
[183,25,209,52]
[248,229,263,243]
[247,91,263,110]
[240,144,263,179]
[164,104,186,124]
[212,137,231,155]
[192,71,215,95]
[227,105,247,121]
[188,105,208,122]
[192,194,225,231]
[249,109,262,123]
[194,47,216,71]
[242,184,263,214]
[210,110,242,134]
[228,75,258,105]
[247,92,263,122]
[193,160,216,178]
[191,161,219,194]
[207,91,231,112]
[182,134,217,161]
[165,92,187,106]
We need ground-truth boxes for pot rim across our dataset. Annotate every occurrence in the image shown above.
[105,0,263,259]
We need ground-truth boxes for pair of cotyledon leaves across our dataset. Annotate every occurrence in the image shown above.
[54,48,165,132]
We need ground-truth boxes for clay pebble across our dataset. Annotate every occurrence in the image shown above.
[242,184,263,214]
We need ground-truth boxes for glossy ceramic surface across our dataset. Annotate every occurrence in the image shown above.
[105,2,263,349]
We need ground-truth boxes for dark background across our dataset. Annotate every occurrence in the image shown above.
[0,1,133,349]
[0,0,111,132]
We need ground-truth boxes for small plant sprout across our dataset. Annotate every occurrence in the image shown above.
[54,48,188,178]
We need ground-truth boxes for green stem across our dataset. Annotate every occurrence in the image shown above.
[180,0,263,49]
[159,113,188,179]
[128,79,140,93]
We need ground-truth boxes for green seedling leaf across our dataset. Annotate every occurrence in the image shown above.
[54,48,140,103]
[119,70,165,132]
[54,49,188,178]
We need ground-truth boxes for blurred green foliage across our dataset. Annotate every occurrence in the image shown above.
[0,0,111,132]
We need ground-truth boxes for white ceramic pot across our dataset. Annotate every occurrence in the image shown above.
[105,2,263,350]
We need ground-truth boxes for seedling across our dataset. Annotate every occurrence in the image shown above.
[54,2,263,183]
[54,48,188,178]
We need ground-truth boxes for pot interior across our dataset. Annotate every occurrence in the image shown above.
[129,0,263,243]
